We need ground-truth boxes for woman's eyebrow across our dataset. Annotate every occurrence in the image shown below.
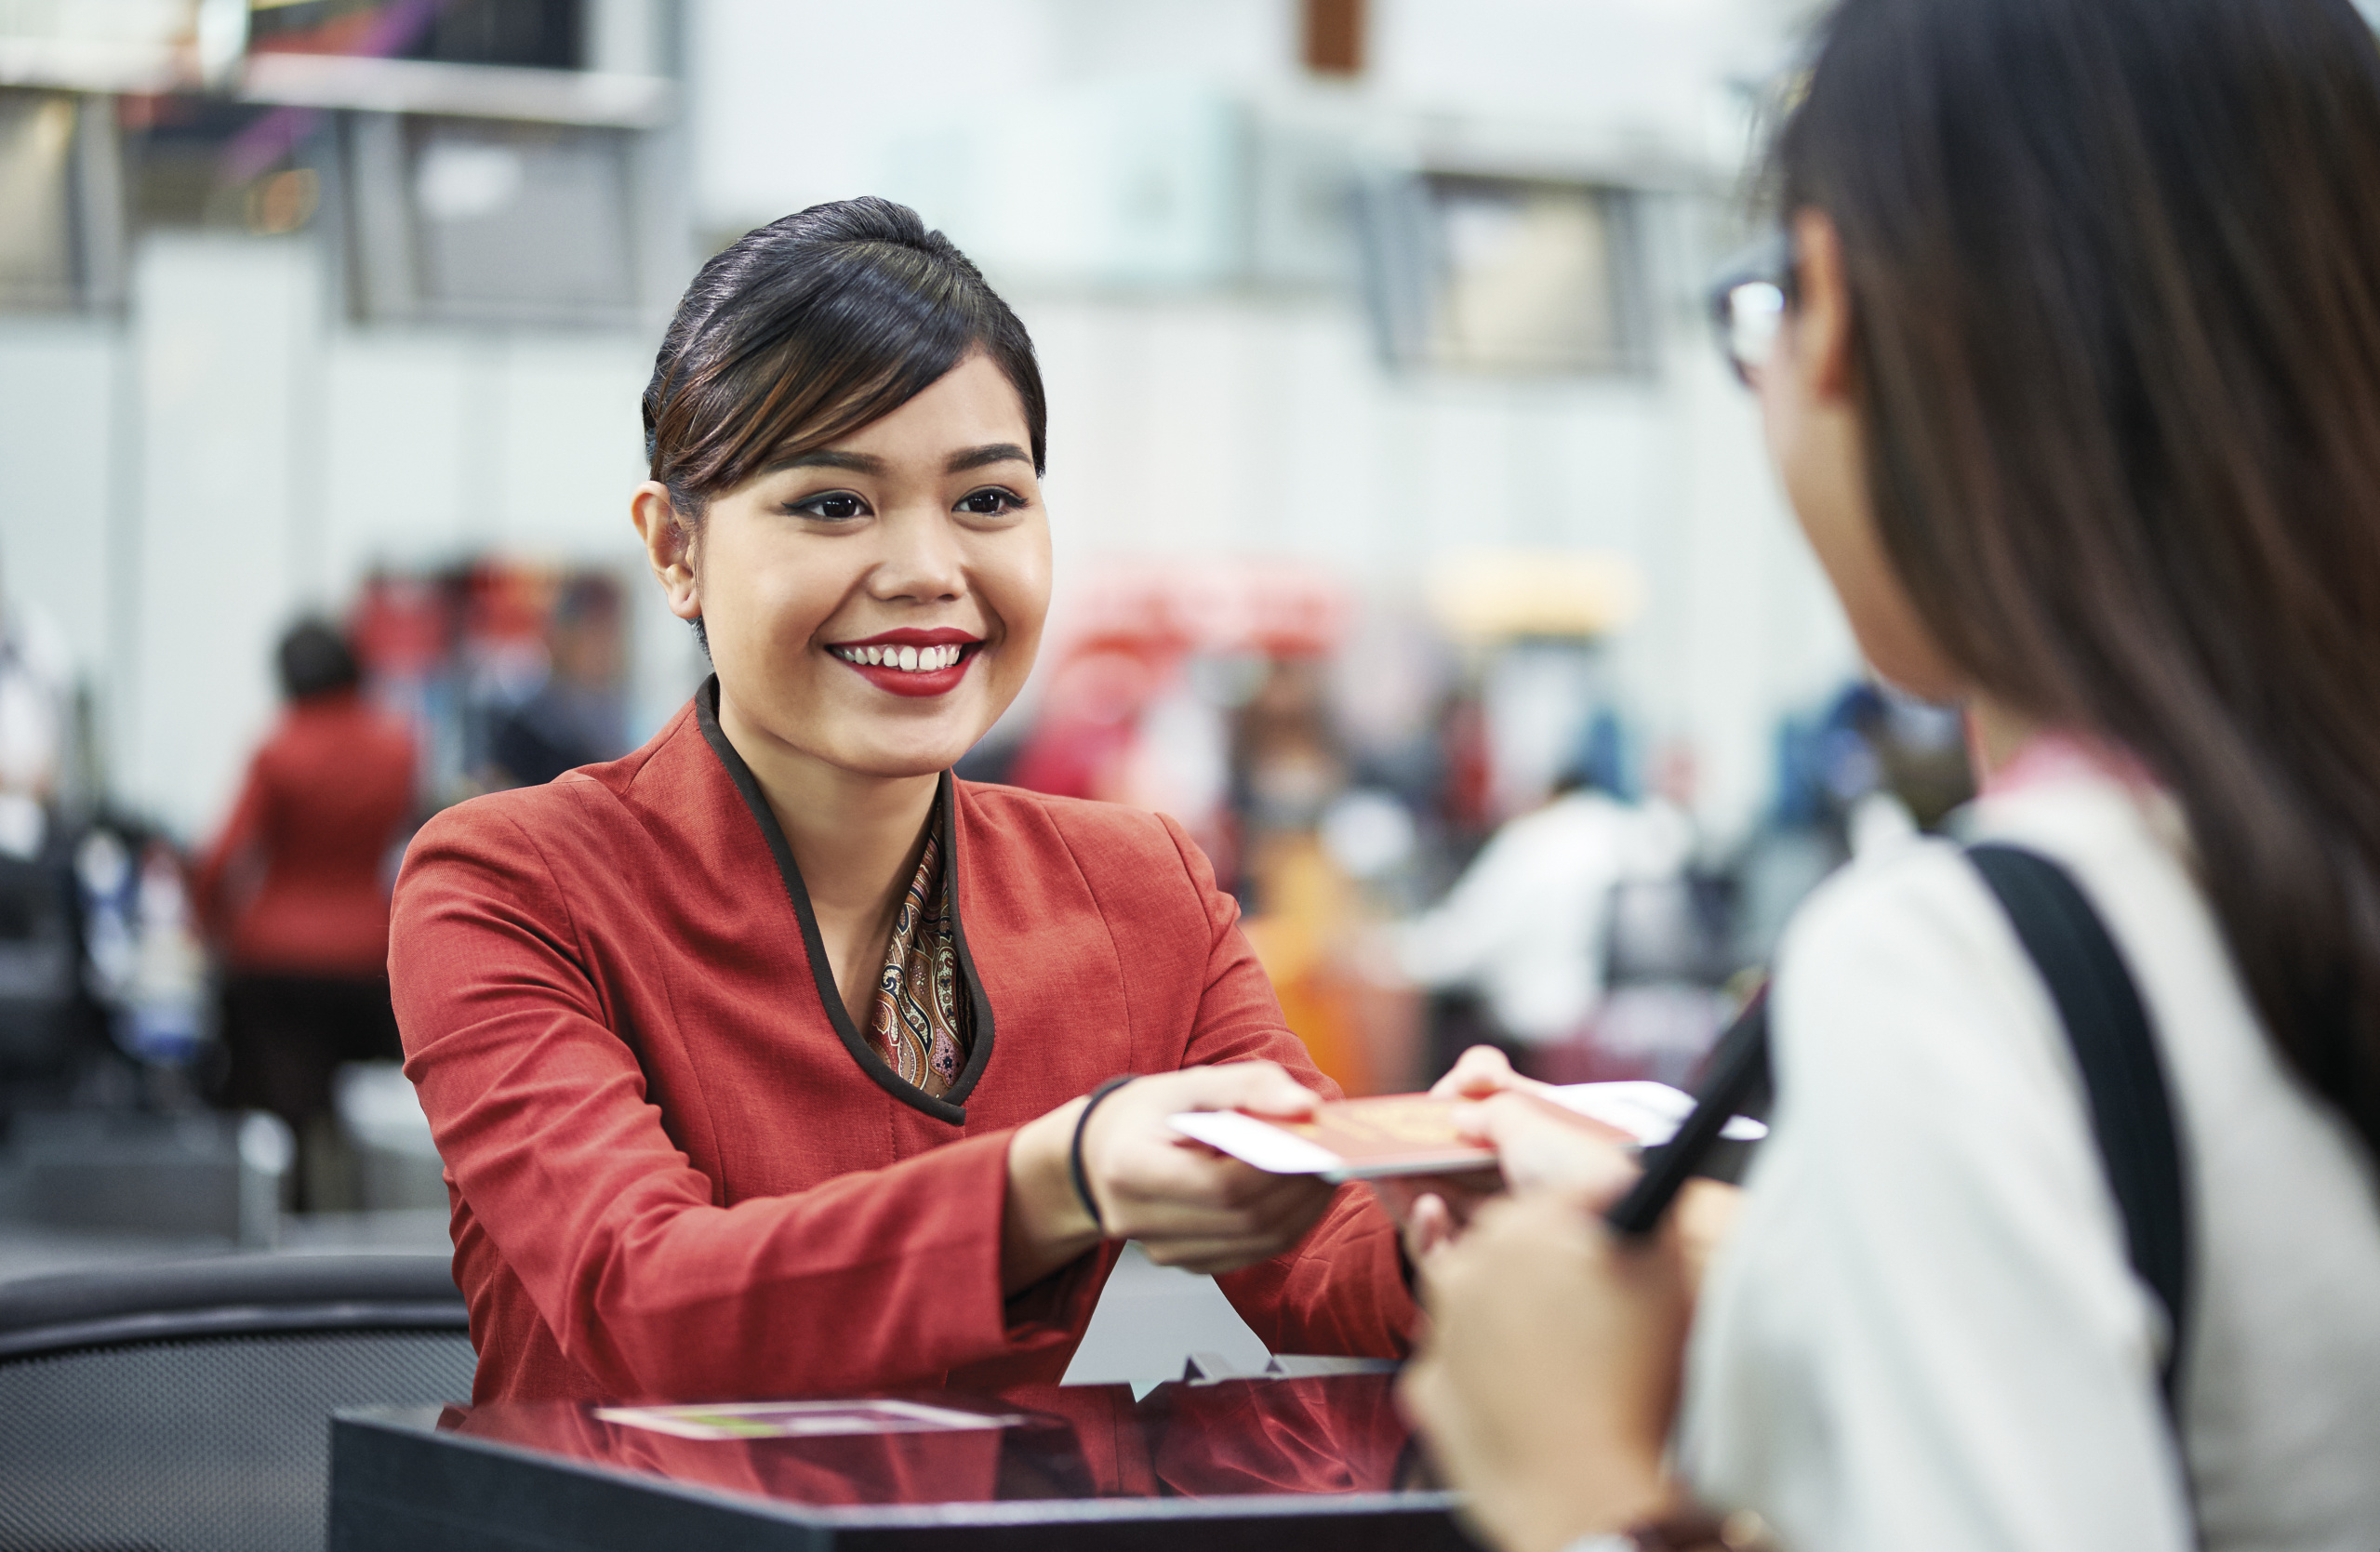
[775,448,885,474]
[945,443,1032,473]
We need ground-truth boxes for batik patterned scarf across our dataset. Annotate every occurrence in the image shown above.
[871,829,971,1098]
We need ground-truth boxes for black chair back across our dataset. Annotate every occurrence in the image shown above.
[0,1253,473,1552]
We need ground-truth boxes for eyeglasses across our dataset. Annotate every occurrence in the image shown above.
[1707,230,1796,388]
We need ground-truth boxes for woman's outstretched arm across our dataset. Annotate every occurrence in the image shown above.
[396,805,1110,1400]
[397,801,1382,1399]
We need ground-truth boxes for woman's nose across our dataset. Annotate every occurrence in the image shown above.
[868,508,966,603]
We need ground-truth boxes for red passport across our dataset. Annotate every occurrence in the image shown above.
[1168,1081,1758,1184]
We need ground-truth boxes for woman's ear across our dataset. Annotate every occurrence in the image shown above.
[631,482,702,623]
[1791,207,1856,404]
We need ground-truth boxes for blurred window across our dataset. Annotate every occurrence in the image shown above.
[401,0,583,71]
[344,113,637,325]
[0,92,76,305]
[0,89,123,312]
[249,0,585,71]
[1360,172,1650,376]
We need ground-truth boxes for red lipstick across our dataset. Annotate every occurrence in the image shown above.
[824,628,983,698]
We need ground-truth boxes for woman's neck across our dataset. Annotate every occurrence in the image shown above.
[1968,693,2170,795]
[1963,696,2038,787]
[715,688,939,1024]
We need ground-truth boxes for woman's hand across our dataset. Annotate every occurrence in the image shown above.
[1373,1045,1562,1259]
[1428,1042,1551,1102]
[1004,1063,1340,1287]
[1456,1090,1641,1203]
[1368,1168,1502,1262]
[1376,1047,1642,1259]
[1401,1193,1691,1552]
[1083,1064,1341,1273]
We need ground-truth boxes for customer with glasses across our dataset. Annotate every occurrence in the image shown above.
[1395,2,2380,1549]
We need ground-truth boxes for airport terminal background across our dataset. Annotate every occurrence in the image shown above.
[0,0,2236,1312]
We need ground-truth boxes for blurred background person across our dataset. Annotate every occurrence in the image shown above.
[1004,646,1163,803]
[193,620,416,1211]
[483,573,631,789]
[1389,767,1694,1080]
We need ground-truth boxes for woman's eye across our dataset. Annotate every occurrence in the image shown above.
[792,492,867,521]
[956,488,1022,516]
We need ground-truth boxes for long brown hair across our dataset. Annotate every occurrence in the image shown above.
[1776,0,2380,1164]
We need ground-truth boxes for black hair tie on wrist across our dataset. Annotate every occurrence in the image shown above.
[1070,1076,1137,1239]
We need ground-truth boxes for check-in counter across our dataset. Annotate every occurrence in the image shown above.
[331,1370,1467,1550]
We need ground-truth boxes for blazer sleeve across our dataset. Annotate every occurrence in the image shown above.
[391,803,1096,1401]
[1148,814,1418,1360]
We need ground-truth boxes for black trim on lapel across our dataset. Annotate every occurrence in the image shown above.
[694,678,992,1125]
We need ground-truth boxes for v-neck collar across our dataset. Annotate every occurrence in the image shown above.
[694,678,995,1124]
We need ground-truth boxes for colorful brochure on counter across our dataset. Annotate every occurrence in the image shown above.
[1167,1081,1766,1184]
[592,1399,1027,1441]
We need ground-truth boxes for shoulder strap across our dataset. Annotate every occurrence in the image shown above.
[1967,842,2192,1419]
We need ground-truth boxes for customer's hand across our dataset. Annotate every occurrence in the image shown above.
[1368,1168,1501,1261]
[1455,1090,1641,1205]
[1376,1047,1642,1259]
[1074,1063,1339,1276]
[1428,1042,1552,1102]
[1448,1086,1743,1287]
[1401,1193,1689,1552]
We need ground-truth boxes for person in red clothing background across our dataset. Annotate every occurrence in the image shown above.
[389,198,1416,1406]
[196,619,417,1208]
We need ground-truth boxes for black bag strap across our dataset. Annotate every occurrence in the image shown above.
[1967,842,2192,1419]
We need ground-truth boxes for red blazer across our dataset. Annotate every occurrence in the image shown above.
[195,691,415,978]
[391,684,1414,1404]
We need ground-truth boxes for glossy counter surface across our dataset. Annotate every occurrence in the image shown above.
[330,1372,1469,1551]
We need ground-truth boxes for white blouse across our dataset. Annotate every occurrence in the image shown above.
[1678,770,2380,1552]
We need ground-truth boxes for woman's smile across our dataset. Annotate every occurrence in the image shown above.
[637,352,1053,779]
[825,628,984,698]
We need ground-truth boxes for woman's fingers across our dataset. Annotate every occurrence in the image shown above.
[1136,1177,1338,1273]
[1373,1168,1503,1253]
[1402,1195,1684,1549]
[1674,1178,1745,1296]
[1155,1059,1322,1121]
[1429,1044,1527,1100]
[1077,1063,1338,1257]
[1406,1192,1456,1259]
[1111,1159,1328,1234]
[1458,1092,1641,1209]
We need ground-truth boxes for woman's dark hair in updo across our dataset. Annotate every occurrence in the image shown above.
[642,197,1047,530]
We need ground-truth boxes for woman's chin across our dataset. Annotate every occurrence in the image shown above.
[845,751,972,781]
[818,720,991,781]
[723,671,1017,782]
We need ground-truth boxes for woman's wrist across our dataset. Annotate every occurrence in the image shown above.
[1069,1075,1137,1234]
[1000,1100,1102,1293]
[1556,1509,1777,1552]
[1504,1456,1675,1552]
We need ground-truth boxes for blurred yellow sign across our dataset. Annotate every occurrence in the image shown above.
[1426,550,1646,641]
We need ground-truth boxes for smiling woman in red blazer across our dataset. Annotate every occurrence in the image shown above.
[390,198,1414,1405]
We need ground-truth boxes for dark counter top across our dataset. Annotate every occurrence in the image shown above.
[332,1370,1471,1551]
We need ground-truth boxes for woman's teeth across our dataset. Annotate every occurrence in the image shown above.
[831,643,966,672]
